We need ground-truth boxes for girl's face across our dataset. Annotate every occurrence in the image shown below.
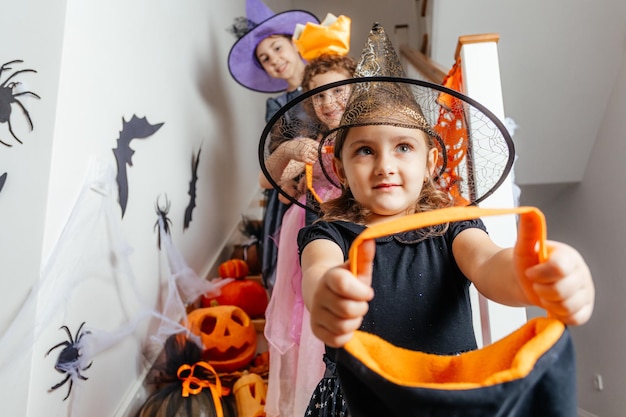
[333,124,438,224]
[255,35,304,84]
[308,71,351,129]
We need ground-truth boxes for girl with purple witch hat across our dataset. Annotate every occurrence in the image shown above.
[227,0,319,291]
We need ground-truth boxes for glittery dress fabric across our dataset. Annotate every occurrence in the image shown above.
[297,219,486,416]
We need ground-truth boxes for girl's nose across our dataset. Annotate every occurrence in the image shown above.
[375,153,395,176]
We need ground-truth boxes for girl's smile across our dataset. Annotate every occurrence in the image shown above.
[310,72,351,129]
[255,35,304,89]
[334,124,437,224]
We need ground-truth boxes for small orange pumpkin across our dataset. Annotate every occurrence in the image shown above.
[231,243,261,275]
[187,306,257,373]
[201,278,269,319]
[218,259,249,279]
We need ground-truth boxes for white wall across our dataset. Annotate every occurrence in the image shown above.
[291,0,420,60]
[0,0,268,415]
[431,0,625,186]
[521,54,626,417]
[0,0,67,413]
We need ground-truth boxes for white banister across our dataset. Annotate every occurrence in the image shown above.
[457,34,527,346]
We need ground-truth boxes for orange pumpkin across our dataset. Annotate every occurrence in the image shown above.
[187,306,257,373]
[218,259,249,279]
[201,279,269,319]
[231,243,261,275]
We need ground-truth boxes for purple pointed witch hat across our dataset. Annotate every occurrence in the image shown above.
[227,0,318,93]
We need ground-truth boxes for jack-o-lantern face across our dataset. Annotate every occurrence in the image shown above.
[233,372,267,417]
[187,306,257,373]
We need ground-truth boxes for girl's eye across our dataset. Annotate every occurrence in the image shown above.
[397,144,412,153]
[355,147,373,156]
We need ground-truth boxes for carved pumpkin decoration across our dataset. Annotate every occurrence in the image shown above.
[201,278,269,319]
[187,306,257,373]
[218,259,249,279]
[233,372,267,417]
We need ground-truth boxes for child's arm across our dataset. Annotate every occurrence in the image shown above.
[454,221,594,326]
[264,138,319,181]
[301,238,375,347]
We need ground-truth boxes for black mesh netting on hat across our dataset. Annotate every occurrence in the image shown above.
[258,76,514,214]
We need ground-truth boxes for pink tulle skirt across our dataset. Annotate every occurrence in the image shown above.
[264,200,326,417]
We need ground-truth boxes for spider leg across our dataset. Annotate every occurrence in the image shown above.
[12,98,35,131]
[74,322,87,341]
[76,367,91,381]
[0,69,37,89]
[45,341,70,357]
[49,374,70,391]
[61,325,75,344]
[7,119,23,144]
[62,378,73,401]
[13,90,41,100]
[0,137,12,147]
[0,60,23,74]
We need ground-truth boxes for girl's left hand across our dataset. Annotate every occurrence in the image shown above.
[518,241,595,325]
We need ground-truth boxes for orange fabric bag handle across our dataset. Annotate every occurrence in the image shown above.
[305,163,323,204]
[348,205,548,274]
[305,145,336,204]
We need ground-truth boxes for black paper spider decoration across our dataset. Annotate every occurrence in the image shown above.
[0,60,41,147]
[45,322,93,401]
[154,195,173,249]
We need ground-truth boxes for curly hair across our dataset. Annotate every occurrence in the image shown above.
[301,53,356,127]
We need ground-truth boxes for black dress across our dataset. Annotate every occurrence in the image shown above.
[297,218,486,416]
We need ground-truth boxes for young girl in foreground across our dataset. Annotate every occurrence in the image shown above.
[297,25,595,417]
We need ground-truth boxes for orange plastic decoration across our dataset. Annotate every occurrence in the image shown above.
[187,306,258,373]
[293,14,351,61]
[434,58,470,206]
[233,372,268,417]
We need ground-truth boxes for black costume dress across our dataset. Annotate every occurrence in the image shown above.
[261,89,302,291]
[297,218,486,416]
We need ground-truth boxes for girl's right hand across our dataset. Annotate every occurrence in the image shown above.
[287,138,319,164]
[310,239,376,347]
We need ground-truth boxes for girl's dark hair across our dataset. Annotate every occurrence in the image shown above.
[254,34,293,69]
[301,54,356,126]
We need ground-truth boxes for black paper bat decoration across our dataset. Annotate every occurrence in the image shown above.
[183,146,201,230]
[0,172,7,194]
[112,115,163,217]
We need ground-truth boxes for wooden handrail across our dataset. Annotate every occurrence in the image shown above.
[399,44,448,84]
[454,33,500,60]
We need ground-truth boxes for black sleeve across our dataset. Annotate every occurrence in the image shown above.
[297,221,349,261]
[448,218,488,241]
